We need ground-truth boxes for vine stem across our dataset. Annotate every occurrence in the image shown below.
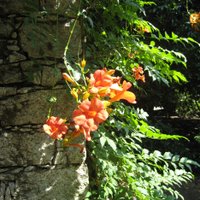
[186,0,190,15]
[81,68,87,86]
[63,12,80,77]
[64,14,79,58]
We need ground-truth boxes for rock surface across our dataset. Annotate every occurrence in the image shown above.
[0,0,88,199]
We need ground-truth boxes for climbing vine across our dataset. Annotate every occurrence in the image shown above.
[42,0,200,199]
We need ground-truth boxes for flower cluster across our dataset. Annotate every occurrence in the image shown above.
[190,12,200,32]
[43,60,145,151]
[132,65,145,82]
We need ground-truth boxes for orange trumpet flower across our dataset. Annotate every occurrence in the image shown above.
[73,98,109,141]
[89,68,119,97]
[109,81,136,104]
[43,116,68,139]
[132,66,145,82]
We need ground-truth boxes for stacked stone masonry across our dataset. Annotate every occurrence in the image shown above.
[0,1,88,199]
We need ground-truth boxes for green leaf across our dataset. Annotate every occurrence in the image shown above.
[164,31,170,39]
[106,137,117,151]
[153,150,162,157]
[99,136,107,148]
[187,37,200,46]
[172,155,180,162]
[172,71,188,83]
[171,32,178,39]
[150,40,155,47]
[163,152,173,160]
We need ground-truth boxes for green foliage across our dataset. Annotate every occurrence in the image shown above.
[175,91,200,118]
[138,120,188,141]
[81,0,200,119]
[81,0,199,87]
[79,0,200,199]
[144,0,200,115]
[86,104,197,200]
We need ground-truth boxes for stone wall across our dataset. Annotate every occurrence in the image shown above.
[0,1,88,199]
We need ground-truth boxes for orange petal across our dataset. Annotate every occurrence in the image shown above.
[95,110,109,123]
[110,83,123,91]
[43,124,51,135]
[79,100,91,111]
[121,91,136,103]
[90,98,104,111]
[90,87,99,94]
[85,118,98,132]
[107,69,115,75]
[82,128,91,141]
[109,93,122,103]
[73,111,86,125]
[109,91,136,103]
[122,81,132,90]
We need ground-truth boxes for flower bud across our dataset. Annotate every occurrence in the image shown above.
[102,100,111,108]
[63,138,69,146]
[107,69,115,75]
[71,88,78,100]
[62,73,76,84]
[83,91,90,100]
[80,59,86,68]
